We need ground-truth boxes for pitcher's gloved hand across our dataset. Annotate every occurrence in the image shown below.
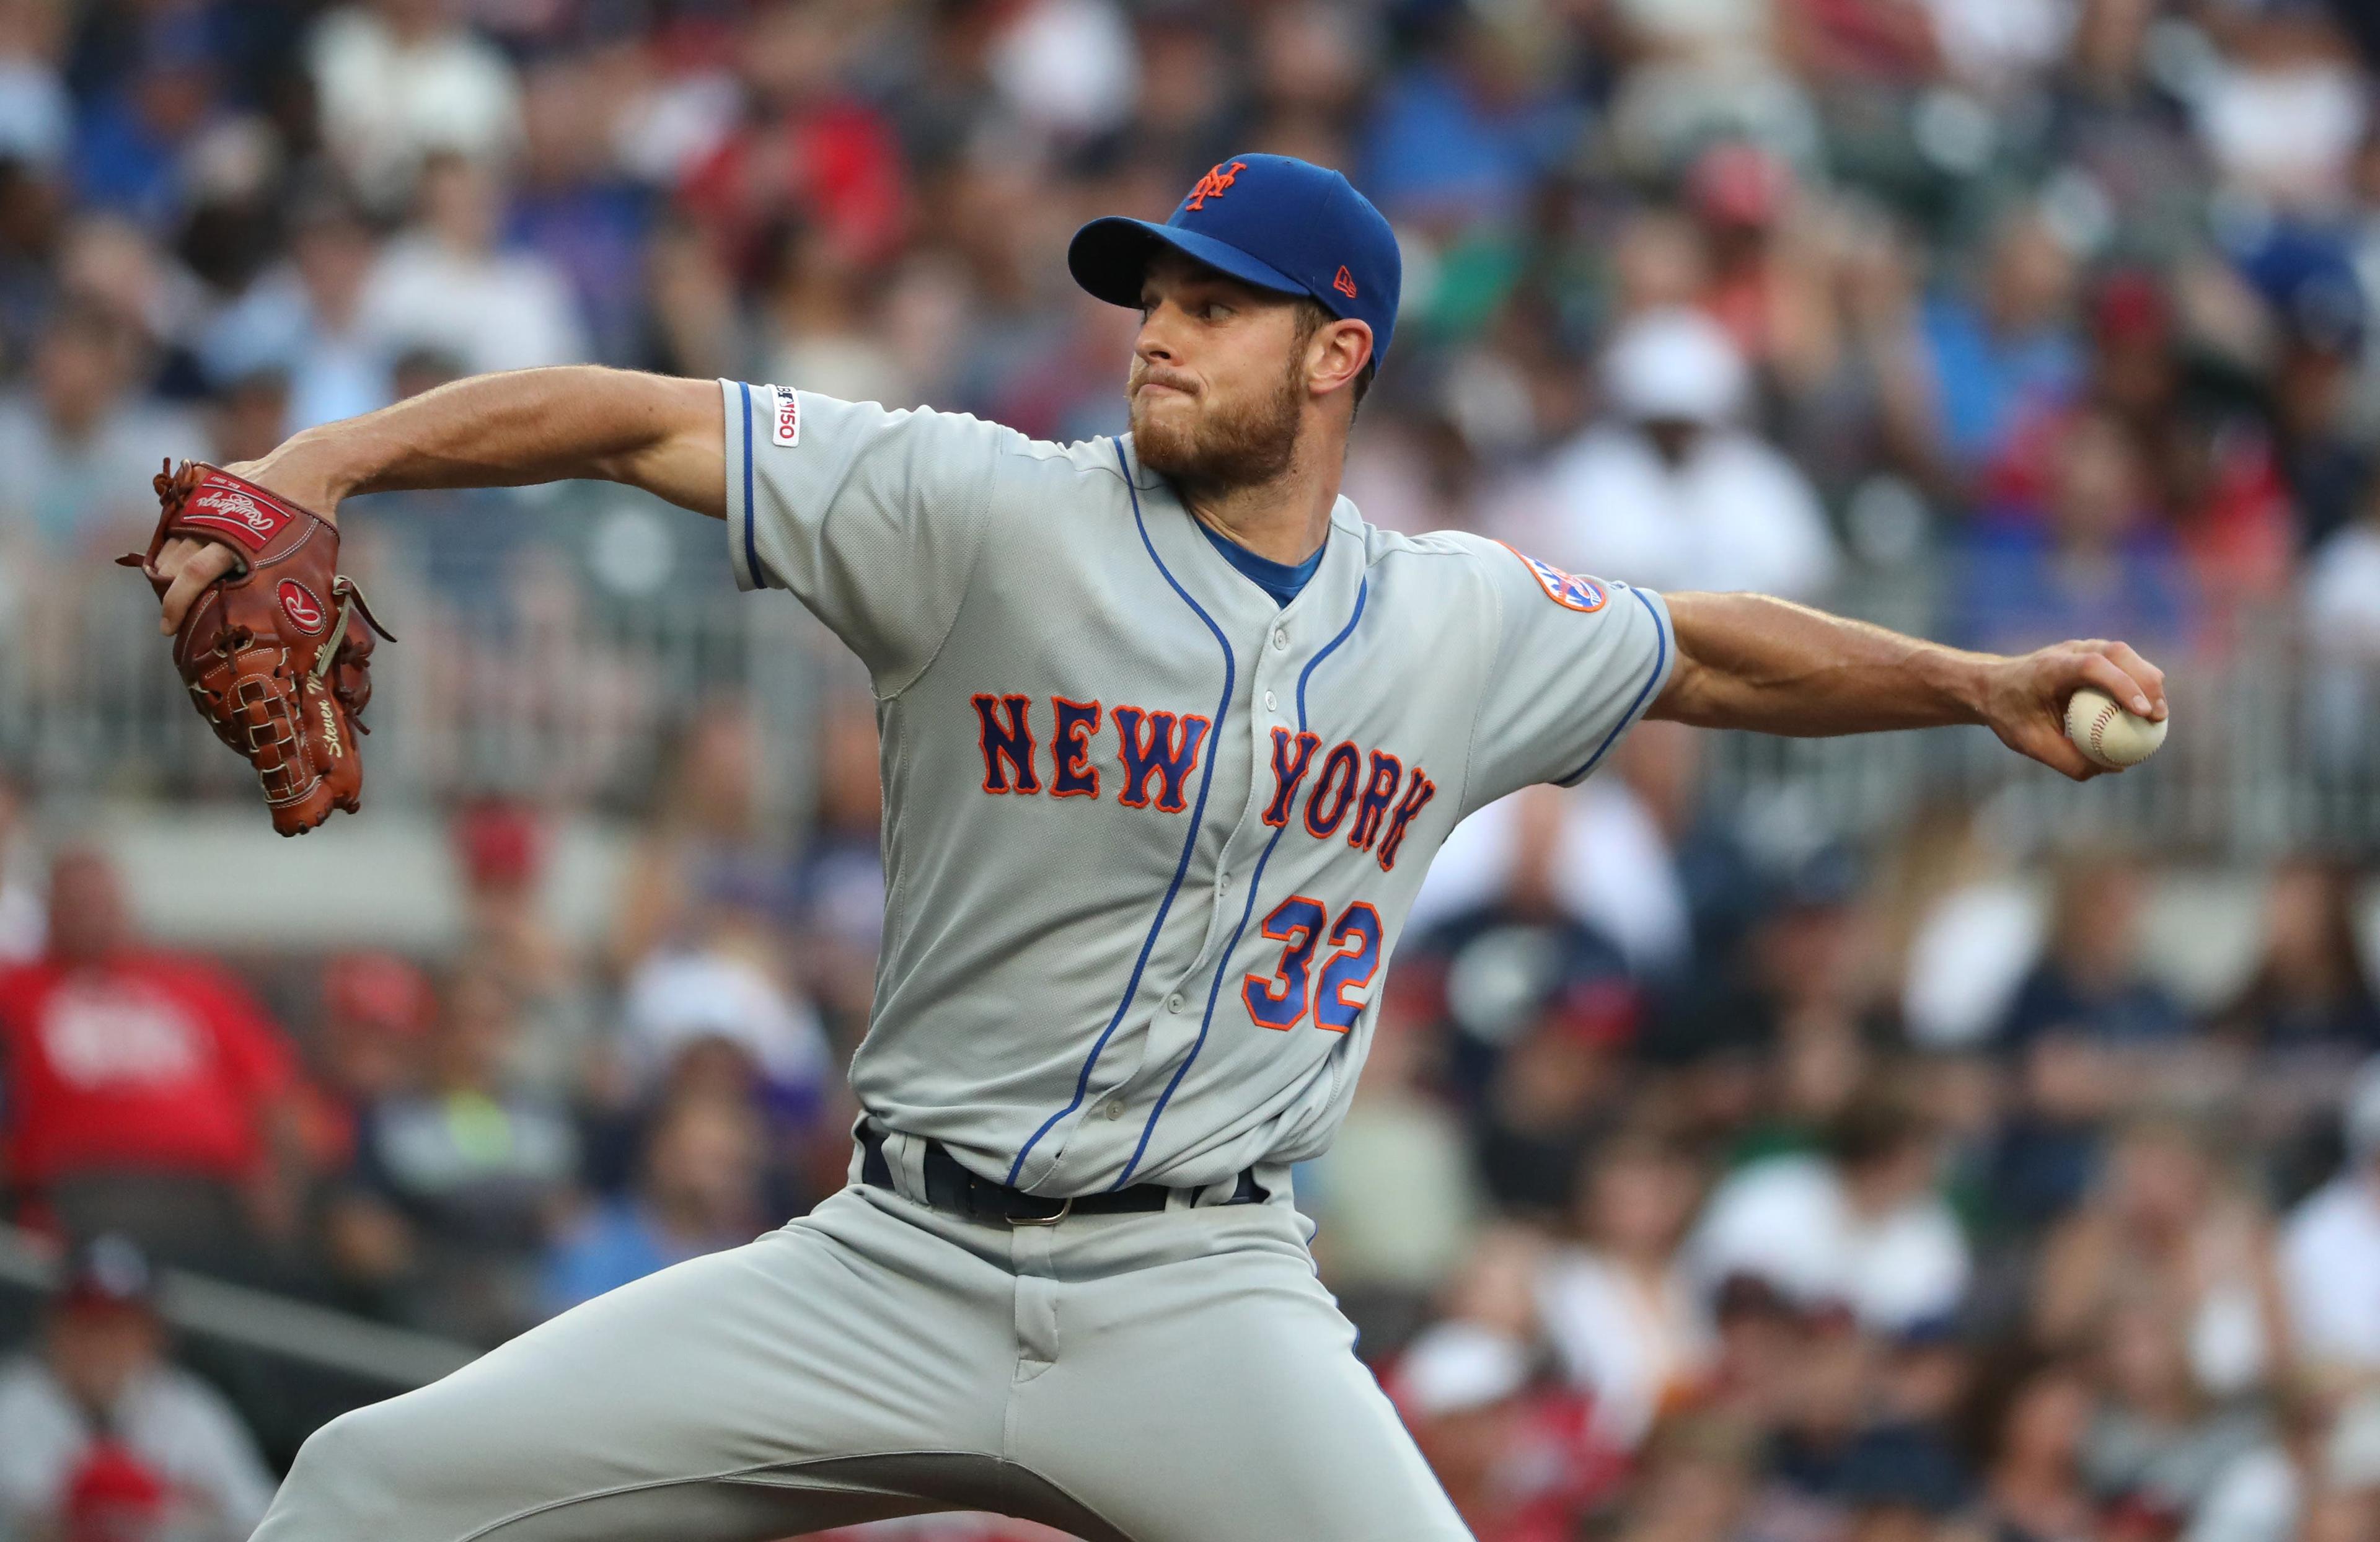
[120,460,395,835]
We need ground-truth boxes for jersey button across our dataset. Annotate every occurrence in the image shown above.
[1272,627,1289,650]
[1165,992,1186,1013]
[1101,1098,1126,1120]
[1262,690,1278,713]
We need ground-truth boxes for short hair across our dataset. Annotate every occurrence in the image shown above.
[1294,298,1376,418]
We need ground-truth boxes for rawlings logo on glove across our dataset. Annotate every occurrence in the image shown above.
[120,461,395,836]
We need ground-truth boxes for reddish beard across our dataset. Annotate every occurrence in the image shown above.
[1128,358,1305,496]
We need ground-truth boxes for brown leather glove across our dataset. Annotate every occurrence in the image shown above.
[120,460,395,836]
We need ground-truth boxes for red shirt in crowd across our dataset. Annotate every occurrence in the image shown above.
[0,954,294,1191]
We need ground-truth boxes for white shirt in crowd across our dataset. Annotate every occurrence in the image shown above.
[2281,1169,2380,1375]
[359,233,591,380]
[1535,1246,1711,1448]
[0,1355,276,1541]
[308,4,523,207]
[1686,1152,1970,1333]
[1518,422,1840,602]
[1407,782,1690,977]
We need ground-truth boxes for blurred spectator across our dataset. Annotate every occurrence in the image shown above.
[1919,210,2082,483]
[1412,725,1708,983]
[1304,973,1483,1355]
[0,849,302,1275]
[608,702,793,979]
[1687,1083,1971,1333]
[0,768,40,962]
[2280,1058,2380,1380]
[1357,8,1582,231]
[450,801,590,1098]
[1511,307,1840,600]
[541,1091,765,1315]
[1970,1357,2100,1542]
[2034,1116,2287,1400]
[2218,860,2380,1187]
[325,964,578,1344]
[307,0,523,213]
[294,950,434,1176]
[2191,6,2369,214]
[676,3,906,276]
[0,1235,274,1541]
[1388,1320,1616,1542]
[358,151,591,378]
[1535,1128,1712,1450]
[0,0,68,174]
[1990,856,2190,1227]
[200,193,394,432]
[1953,407,2198,656]
[2080,1292,2269,1529]
[617,948,832,1140]
[0,304,207,562]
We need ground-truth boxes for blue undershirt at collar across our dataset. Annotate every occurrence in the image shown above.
[1195,518,1325,608]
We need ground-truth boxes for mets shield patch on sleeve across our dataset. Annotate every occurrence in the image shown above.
[770,386,800,447]
[1499,542,1609,613]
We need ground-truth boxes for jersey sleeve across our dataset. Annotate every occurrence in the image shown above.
[720,381,1007,694]
[1460,541,1676,813]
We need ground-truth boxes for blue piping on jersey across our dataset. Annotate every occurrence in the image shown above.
[1556,586,1668,786]
[736,382,762,588]
[1114,572,1370,1189]
[1005,441,1237,1188]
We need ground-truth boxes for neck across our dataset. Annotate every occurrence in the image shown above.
[1173,444,1341,566]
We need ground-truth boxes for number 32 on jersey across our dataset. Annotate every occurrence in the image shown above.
[1243,897,1383,1033]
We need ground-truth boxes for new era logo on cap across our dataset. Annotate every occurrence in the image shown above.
[1333,267,1357,298]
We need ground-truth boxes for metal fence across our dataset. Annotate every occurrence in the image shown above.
[1,528,833,827]
[9,555,2378,859]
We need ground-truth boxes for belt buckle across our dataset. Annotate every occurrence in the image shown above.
[1009,1195,1073,1226]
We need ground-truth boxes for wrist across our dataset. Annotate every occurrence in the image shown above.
[270,428,372,511]
[1915,645,1994,727]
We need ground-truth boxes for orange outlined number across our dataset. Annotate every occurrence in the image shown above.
[1243,895,1326,1031]
[1244,896,1382,1033]
[1315,903,1383,1033]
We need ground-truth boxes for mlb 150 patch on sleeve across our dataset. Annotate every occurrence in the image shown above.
[771,386,800,447]
[1499,543,1608,613]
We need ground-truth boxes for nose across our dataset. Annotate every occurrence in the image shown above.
[1134,301,1181,367]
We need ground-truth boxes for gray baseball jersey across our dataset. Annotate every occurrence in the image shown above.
[720,381,1674,1196]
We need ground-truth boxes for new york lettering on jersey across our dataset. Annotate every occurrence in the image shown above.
[721,381,1675,1196]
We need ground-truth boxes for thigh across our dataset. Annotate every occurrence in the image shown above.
[258,1189,1017,1542]
[1009,1208,1471,1542]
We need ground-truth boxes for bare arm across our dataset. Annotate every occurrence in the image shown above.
[152,366,723,631]
[1649,590,2169,782]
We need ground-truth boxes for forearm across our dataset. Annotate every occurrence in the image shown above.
[263,366,726,518]
[1649,590,1990,735]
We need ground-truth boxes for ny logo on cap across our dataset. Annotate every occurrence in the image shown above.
[1184,161,1248,211]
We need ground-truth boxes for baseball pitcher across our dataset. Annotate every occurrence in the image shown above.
[139,156,2166,1541]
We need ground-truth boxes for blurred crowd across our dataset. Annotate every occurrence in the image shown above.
[5,0,2380,1540]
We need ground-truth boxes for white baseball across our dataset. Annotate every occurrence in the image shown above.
[2065,687,2167,770]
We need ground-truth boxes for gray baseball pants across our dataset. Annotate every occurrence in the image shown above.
[252,1150,1470,1541]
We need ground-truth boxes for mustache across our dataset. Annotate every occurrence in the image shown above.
[1130,364,1199,396]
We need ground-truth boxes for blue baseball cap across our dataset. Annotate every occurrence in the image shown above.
[1069,153,1401,368]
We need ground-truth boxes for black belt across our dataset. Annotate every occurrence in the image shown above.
[858,1124,1264,1224]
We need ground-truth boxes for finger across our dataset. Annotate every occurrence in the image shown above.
[158,545,234,633]
[2096,640,2167,716]
[2025,726,2104,783]
[2073,653,2155,718]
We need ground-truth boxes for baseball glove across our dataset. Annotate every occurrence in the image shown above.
[120,460,394,836]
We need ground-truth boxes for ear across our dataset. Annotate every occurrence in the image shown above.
[1307,318,1373,400]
